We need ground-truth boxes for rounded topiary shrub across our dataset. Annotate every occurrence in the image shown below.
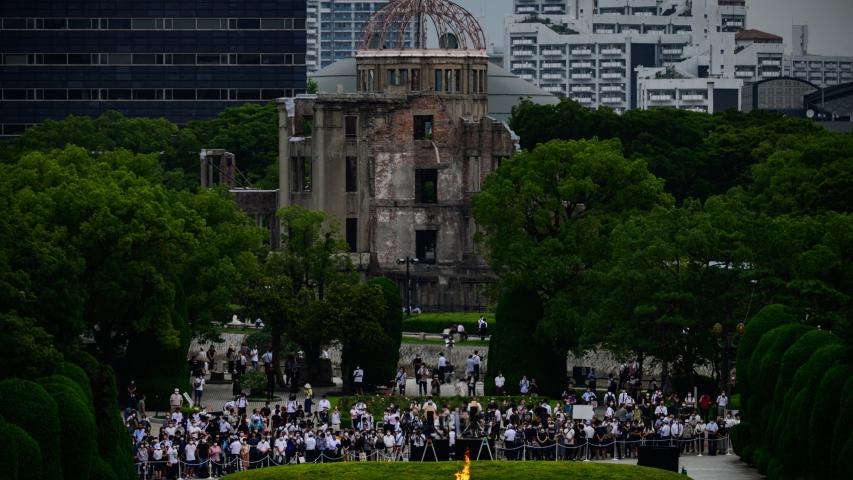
[0,418,21,480]
[4,420,43,480]
[0,379,62,479]
[749,323,809,444]
[754,447,770,475]
[809,364,853,479]
[88,456,119,480]
[741,444,756,466]
[729,422,751,456]
[736,305,795,404]
[767,458,783,480]
[58,360,94,405]
[39,377,98,480]
[831,376,853,478]
[767,330,839,441]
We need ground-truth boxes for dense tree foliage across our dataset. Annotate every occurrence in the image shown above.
[480,100,853,395]
[509,99,824,201]
[244,206,399,388]
[1,104,280,189]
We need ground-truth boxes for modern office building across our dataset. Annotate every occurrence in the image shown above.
[0,0,308,137]
[307,0,398,73]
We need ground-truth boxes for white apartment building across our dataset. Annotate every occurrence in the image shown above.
[636,68,743,112]
[783,26,853,87]
[504,0,853,112]
[307,0,391,73]
[505,0,757,112]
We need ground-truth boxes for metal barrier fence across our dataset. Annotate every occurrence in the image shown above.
[134,436,730,479]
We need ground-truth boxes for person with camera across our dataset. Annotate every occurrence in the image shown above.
[413,362,427,395]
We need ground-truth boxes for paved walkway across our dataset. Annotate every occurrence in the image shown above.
[598,454,759,480]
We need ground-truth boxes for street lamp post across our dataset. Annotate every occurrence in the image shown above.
[713,322,745,390]
[396,256,419,316]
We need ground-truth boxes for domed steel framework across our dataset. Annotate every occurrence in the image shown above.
[360,0,487,51]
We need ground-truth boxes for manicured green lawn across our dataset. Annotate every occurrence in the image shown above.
[223,460,688,480]
[401,336,489,347]
[402,312,495,334]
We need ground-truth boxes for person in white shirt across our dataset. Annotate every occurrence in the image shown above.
[274,435,287,464]
[715,391,729,418]
[192,375,205,406]
[318,395,331,412]
[494,372,506,395]
[472,351,482,381]
[437,354,447,384]
[257,437,271,466]
[250,346,259,370]
[184,440,197,478]
[352,366,365,395]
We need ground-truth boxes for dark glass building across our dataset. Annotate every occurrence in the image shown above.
[0,1,307,136]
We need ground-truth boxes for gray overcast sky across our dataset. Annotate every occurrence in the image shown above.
[455,0,853,56]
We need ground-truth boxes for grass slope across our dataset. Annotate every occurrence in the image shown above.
[223,461,686,480]
[403,312,495,334]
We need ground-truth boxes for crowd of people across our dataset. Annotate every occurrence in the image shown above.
[126,367,736,479]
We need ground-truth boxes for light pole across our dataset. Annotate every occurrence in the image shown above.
[713,322,744,391]
[396,256,419,316]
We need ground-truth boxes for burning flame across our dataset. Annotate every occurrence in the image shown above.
[455,449,471,480]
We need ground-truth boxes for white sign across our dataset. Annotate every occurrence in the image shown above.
[183,392,194,408]
[573,405,595,421]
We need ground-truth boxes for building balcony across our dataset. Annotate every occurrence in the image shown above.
[512,39,535,45]
[543,6,566,13]
[601,61,624,68]
[542,49,564,56]
[724,20,744,27]
[518,73,535,80]
[662,48,683,55]
[572,61,593,68]
[595,29,615,34]
[514,49,535,57]
[760,59,782,66]
[601,48,623,55]
[571,73,594,80]
[761,71,781,78]
[681,94,707,102]
[601,97,624,104]
[571,85,593,92]
[542,63,566,69]
[542,73,565,80]
[542,85,565,93]
[517,6,537,14]
[840,63,853,70]
[794,71,808,78]
[575,96,594,104]
[601,85,623,92]
[682,106,707,113]
[512,63,536,69]
[571,49,594,56]
[650,94,673,102]
[601,72,624,79]
[735,70,755,77]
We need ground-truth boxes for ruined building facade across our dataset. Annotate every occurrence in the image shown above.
[277,0,516,310]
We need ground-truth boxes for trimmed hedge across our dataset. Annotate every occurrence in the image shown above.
[735,306,853,480]
[809,365,853,480]
[831,376,853,479]
[748,323,809,433]
[89,456,119,480]
[735,305,794,410]
[69,351,136,480]
[2,420,43,480]
[0,418,21,480]
[59,360,95,405]
[39,376,98,480]
[486,288,563,397]
[0,379,62,480]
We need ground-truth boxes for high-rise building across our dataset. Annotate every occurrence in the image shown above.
[0,0,308,137]
[307,0,394,73]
